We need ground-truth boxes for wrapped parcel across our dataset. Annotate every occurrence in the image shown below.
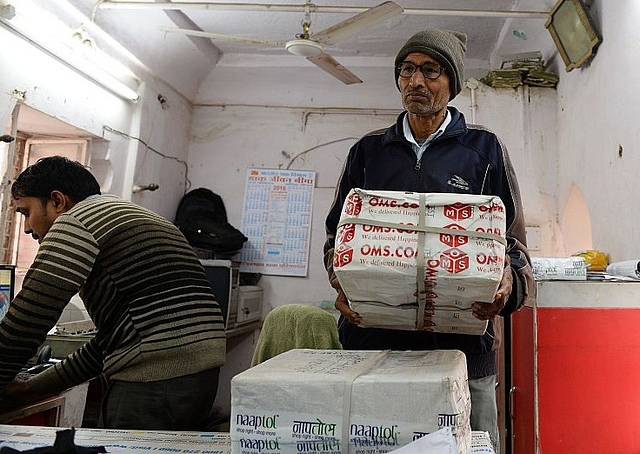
[333,189,507,335]
[531,256,587,281]
[230,349,471,454]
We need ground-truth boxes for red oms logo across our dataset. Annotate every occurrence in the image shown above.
[443,202,473,221]
[344,192,362,216]
[439,248,469,274]
[336,224,356,245]
[440,223,468,248]
[333,244,354,268]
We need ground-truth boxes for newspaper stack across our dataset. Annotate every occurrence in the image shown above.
[482,52,559,89]
[524,68,559,87]
[481,69,523,88]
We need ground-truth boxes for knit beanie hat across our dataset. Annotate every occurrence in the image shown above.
[394,28,467,100]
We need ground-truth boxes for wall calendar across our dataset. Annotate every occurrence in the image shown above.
[239,168,315,277]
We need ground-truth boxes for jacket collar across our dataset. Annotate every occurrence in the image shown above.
[386,107,466,144]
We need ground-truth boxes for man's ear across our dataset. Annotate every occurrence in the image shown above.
[49,190,75,214]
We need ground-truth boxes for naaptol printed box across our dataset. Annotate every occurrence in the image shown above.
[230,349,471,454]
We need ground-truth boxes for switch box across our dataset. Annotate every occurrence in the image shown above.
[236,285,263,326]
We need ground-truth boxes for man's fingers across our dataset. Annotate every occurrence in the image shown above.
[335,291,361,325]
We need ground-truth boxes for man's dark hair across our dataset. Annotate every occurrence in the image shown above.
[11,156,101,203]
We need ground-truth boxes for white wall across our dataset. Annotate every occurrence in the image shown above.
[0,27,134,148]
[0,26,192,221]
[460,85,563,256]
[128,80,194,219]
[554,2,640,262]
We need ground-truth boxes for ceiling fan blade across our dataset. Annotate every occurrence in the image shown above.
[306,53,363,85]
[310,1,403,46]
[159,26,285,48]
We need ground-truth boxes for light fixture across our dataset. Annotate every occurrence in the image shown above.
[0,0,141,101]
[68,26,141,101]
[545,0,602,72]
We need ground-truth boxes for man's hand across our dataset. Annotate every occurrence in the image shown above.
[2,378,31,397]
[0,378,42,411]
[335,289,362,325]
[331,275,362,325]
[472,254,513,321]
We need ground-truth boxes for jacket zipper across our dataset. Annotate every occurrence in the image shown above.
[412,127,457,173]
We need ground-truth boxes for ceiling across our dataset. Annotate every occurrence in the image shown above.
[36,0,560,102]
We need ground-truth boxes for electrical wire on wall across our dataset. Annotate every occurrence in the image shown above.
[102,125,191,191]
[284,136,358,171]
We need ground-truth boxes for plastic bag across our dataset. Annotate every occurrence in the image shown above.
[572,249,608,271]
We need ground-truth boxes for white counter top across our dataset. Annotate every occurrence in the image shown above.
[534,280,640,308]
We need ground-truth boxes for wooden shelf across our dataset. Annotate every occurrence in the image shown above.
[226,320,262,339]
[0,395,65,426]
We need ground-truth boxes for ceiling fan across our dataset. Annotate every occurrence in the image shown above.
[160,1,403,85]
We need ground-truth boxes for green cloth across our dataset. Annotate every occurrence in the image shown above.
[251,304,342,367]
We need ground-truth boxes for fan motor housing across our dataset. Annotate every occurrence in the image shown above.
[285,39,323,57]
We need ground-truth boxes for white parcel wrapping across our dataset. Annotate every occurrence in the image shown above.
[230,349,471,454]
[333,189,507,335]
[531,257,587,280]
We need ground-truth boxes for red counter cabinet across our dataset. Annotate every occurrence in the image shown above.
[507,280,640,453]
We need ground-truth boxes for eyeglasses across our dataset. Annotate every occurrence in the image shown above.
[397,61,445,80]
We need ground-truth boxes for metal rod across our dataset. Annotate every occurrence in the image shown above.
[98,2,549,19]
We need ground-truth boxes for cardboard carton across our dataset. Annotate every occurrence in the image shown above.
[230,349,471,454]
[334,189,506,335]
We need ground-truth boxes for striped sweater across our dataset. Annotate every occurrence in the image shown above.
[0,195,226,396]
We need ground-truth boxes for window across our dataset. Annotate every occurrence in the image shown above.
[9,139,88,292]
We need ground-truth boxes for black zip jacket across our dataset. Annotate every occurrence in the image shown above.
[324,107,534,379]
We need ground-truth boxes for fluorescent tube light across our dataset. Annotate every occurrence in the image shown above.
[1,1,140,101]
